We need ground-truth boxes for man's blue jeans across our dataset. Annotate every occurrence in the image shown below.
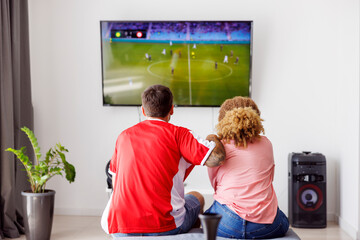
[112,194,200,238]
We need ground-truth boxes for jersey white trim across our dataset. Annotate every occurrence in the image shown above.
[147,118,166,122]
[108,169,116,176]
[101,193,113,234]
[189,131,216,165]
[170,157,192,227]
[169,157,193,227]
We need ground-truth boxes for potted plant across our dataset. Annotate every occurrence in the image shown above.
[6,126,76,240]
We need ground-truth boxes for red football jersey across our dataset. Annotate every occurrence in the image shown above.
[101,119,215,234]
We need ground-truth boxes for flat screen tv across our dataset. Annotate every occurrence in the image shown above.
[100,21,252,107]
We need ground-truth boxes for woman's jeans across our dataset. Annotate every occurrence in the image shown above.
[205,200,289,239]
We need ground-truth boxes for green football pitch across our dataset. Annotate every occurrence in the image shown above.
[102,42,250,106]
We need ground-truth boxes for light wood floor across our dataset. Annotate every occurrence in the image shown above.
[292,222,354,240]
[5,216,354,240]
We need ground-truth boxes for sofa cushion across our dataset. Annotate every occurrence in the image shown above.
[113,228,300,240]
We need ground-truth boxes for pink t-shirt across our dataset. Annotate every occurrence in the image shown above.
[208,136,278,224]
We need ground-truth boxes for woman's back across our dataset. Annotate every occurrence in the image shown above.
[205,96,288,239]
[208,136,278,224]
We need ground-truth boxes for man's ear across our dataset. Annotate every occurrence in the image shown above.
[169,105,174,115]
[141,106,147,117]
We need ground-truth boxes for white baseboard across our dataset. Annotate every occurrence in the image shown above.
[53,210,340,221]
[54,208,103,216]
[336,215,357,240]
[54,210,340,222]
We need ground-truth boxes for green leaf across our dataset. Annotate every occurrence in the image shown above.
[6,147,33,170]
[57,143,68,152]
[38,175,50,185]
[5,126,76,193]
[45,149,53,164]
[57,150,76,183]
[64,162,76,183]
[21,127,42,163]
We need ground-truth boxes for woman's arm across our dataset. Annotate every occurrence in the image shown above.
[204,134,226,167]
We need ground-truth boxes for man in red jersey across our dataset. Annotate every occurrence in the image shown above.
[101,85,225,237]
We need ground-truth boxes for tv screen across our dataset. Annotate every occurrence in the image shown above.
[100,21,252,107]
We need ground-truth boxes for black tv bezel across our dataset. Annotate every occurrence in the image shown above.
[100,20,253,107]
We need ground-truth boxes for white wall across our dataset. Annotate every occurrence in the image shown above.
[28,0,359,238]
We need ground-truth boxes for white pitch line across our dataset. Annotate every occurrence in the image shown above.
[104,76,142,85]
[187,44,192,105]
[146,59,233,82]
[104,82,143,95]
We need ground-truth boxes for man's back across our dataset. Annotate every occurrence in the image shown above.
[101,84,225,237]
[104,119,215,234]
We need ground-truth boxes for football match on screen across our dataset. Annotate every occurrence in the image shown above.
[101,21,252,106]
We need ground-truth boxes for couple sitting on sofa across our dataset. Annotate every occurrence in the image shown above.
[101,85,289,239]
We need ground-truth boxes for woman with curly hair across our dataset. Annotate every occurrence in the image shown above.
[205,96,289,239]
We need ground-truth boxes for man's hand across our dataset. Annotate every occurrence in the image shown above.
[205,134,225,167]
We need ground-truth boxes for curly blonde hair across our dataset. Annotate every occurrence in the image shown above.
[216,97,264,148]
[218,96,261,122]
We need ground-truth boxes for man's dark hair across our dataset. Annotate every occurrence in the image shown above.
[141,85,173,118]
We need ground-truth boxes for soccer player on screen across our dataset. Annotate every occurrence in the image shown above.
[191,51,195,59]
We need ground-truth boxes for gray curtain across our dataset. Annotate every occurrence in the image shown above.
[0,0,34,238]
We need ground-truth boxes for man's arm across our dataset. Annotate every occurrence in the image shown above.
[204,134,225,167]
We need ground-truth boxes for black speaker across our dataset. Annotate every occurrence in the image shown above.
[288,152,326,228]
